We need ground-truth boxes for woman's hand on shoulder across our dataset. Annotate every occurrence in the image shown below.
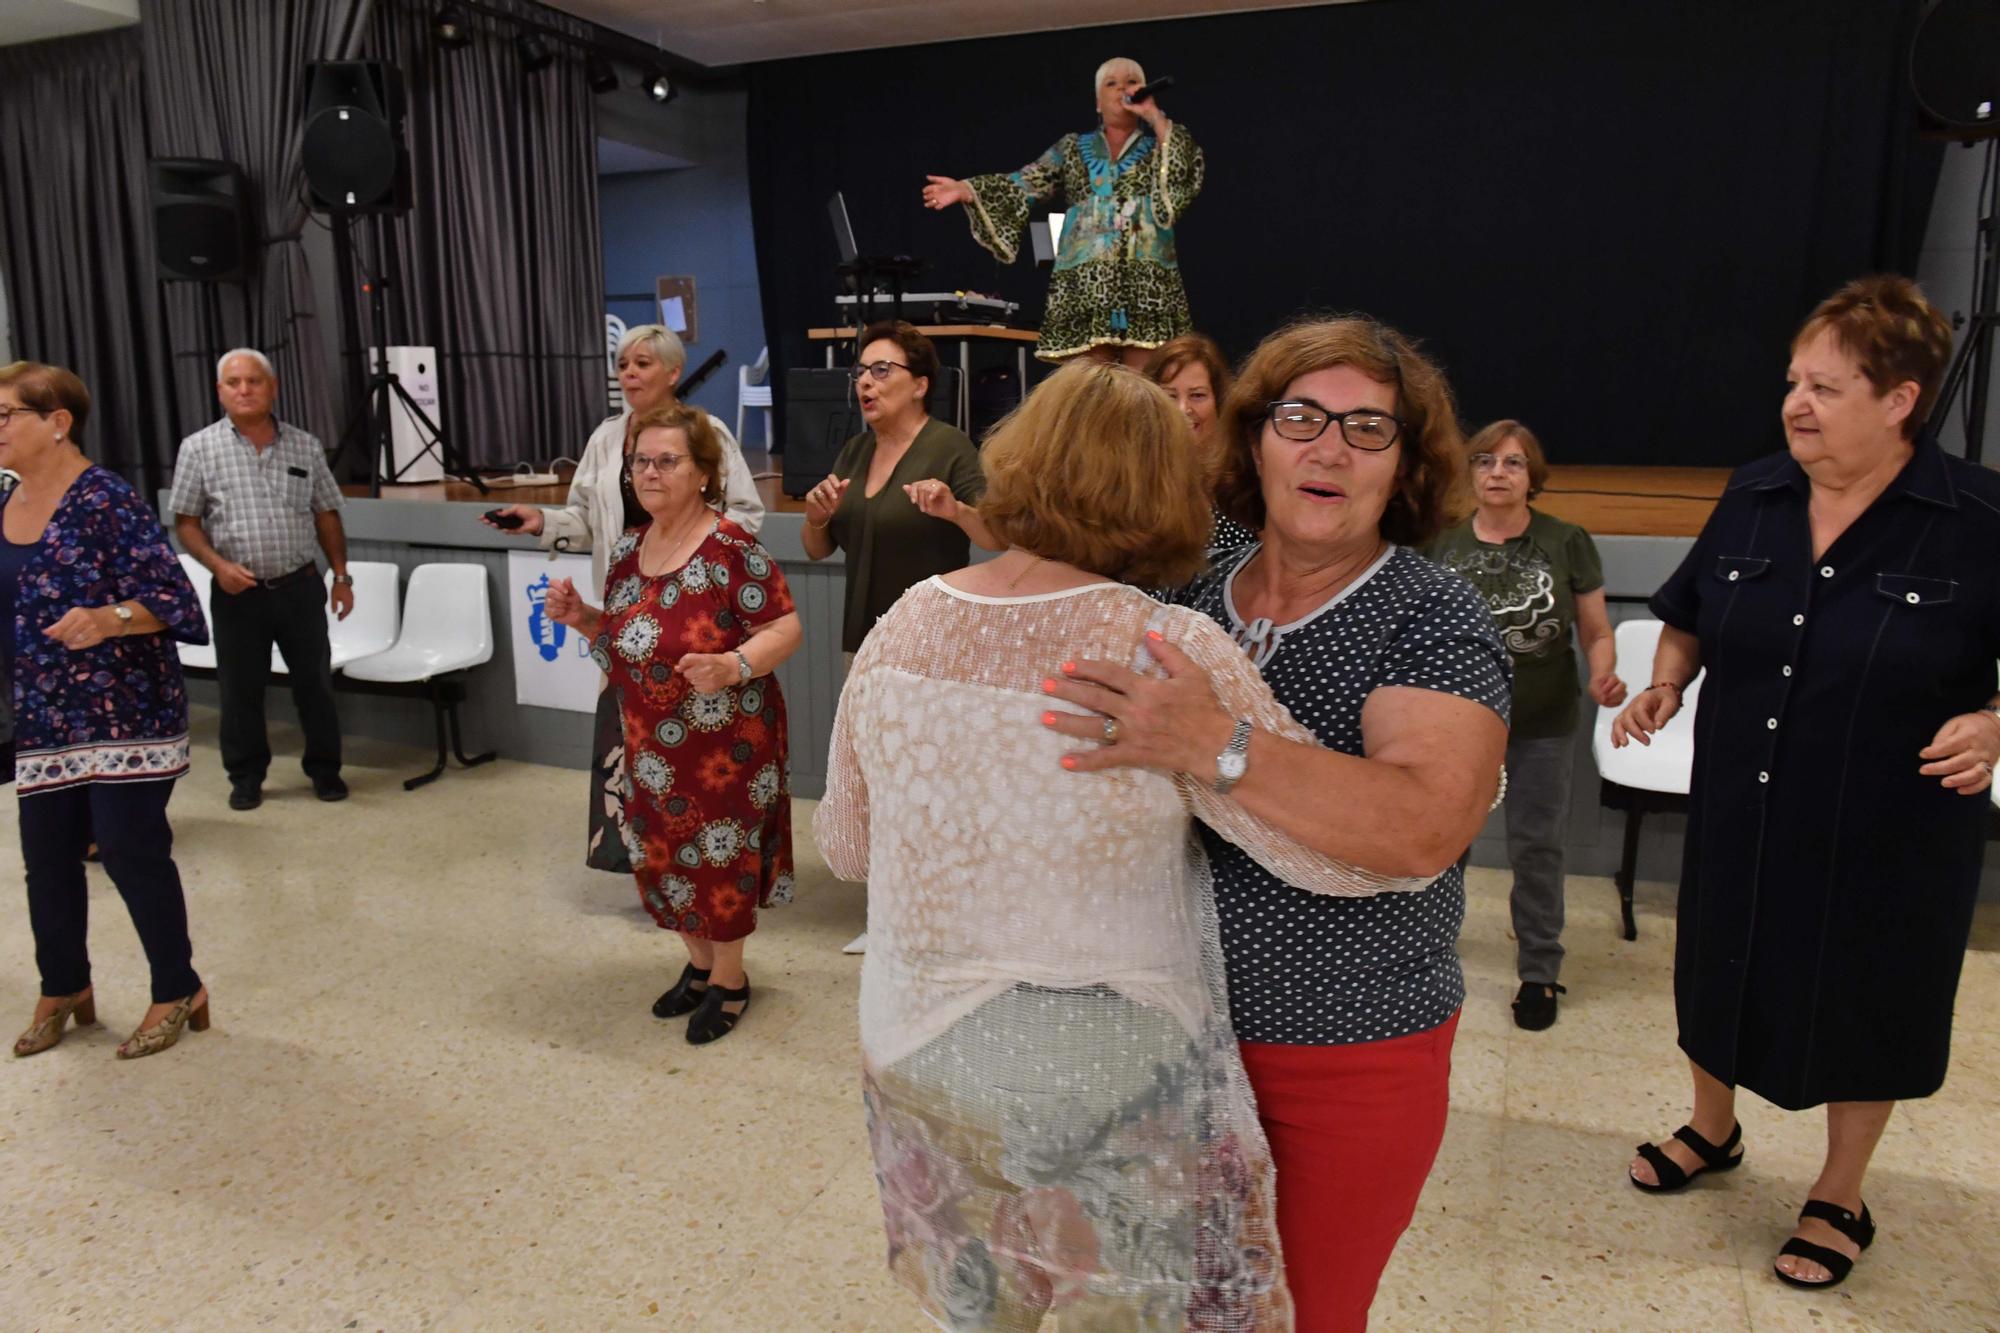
[1608,686,1679,748]
[1919,711,2000,795]
[1038,630,1232,775]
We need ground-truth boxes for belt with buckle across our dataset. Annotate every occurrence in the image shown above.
[257,564,319,590]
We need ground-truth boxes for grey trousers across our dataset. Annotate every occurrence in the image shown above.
[1504,733,1576,985]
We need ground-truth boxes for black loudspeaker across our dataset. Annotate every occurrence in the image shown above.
[781,366,963,498]
[1911,0,2000,138]
[302,61,410,211]
[150,159,249,282]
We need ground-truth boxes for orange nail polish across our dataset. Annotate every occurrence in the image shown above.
[1060,755,1077,770]
[1041,712,1056,726]
[1042,678,1057,693]
[1145,629,1163,642]
[1061,661,1077,674]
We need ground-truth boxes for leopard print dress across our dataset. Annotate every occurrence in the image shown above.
[964,123,1204,361]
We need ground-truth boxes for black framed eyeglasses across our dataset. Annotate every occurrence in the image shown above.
[0,406,52,429]
[848,360,912,383]
[1266,400,1405,451]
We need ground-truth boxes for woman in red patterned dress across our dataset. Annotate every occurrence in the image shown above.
[547,403,802,1044]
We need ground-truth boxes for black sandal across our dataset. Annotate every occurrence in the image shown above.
[1773,1200,1875,1290]
[651,964,710,1018]
[685,979,750,1045]
[1630,1121,1744,1193]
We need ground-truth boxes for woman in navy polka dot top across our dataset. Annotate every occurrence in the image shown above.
[1041,317,1511,1330]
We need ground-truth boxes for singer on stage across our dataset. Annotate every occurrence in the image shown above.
[923,57,1203,366]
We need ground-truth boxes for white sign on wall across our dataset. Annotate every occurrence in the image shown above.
[506,550,600,713]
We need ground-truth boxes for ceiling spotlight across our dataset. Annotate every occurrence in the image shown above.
[645,70,675,104]
[433,1,471,49]
[518,31,554,72]
[586,54,619,94]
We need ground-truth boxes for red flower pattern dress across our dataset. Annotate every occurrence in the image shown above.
[591,517,796,942]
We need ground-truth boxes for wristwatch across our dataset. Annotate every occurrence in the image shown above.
[110,603,134,634]
[734,649,753,684]
[1212,719,1253,794]
[331,572,355,587]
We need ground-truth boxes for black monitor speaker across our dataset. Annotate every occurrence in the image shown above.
[1910,0,2000,138]
[781,365,964,497]
[302,61,411,211]
[150,158,249,282]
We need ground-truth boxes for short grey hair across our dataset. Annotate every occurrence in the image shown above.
[216,348,275,382]
[615,324,686,374]
[1094,57,1145,92]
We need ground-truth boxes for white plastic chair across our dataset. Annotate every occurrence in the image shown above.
[736,345,774,448]
[1591,618,1704,941]
[327,562,401,669]
[176,553,217,671]
[343,563,497,789]
[606,313,628,412]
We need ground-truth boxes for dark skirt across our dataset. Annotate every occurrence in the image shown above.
[584,685,632,874]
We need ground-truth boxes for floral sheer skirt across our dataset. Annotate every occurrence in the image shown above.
[864,984,1290,1332]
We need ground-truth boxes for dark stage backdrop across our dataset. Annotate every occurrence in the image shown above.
[748,0,1940,468]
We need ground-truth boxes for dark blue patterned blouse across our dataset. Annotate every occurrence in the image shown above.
[5,467,208,793]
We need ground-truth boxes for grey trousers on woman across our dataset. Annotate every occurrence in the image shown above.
[1504,733,1576,986]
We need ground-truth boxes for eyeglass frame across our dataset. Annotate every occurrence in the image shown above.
[627,450,690,476]
[848,359,913,383]
[1264,399,1408,451]
[0,405,53,430]
[1468,451,1530,473]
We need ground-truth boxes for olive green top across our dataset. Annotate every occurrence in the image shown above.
[826,417,986,652]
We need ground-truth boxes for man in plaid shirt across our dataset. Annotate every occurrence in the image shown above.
[170,350,352,810]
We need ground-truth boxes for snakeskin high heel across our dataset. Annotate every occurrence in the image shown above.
[12,988,96,1057]
[115,989,209,1060]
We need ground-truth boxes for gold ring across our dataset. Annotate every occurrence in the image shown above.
[1102,717,1120,745]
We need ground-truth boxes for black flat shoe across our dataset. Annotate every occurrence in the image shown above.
[686,979,750,1045]
[651,963,711,1018]
[228,784,263,811]
[1630,1121,1745,1192]
[1512,981,1566,1031]
[1774,1200,1875,1289]
[312,774,349,802]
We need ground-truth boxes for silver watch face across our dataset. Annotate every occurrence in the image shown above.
[1217,750,1249,782]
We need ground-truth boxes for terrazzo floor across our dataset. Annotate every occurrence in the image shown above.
[2,712,1995,1332]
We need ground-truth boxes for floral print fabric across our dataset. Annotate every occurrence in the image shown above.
[591,517,795,942]
[6,467,208,793]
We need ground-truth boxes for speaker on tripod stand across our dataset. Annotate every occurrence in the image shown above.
[304,59,484,494]
[1910,0,2000,461]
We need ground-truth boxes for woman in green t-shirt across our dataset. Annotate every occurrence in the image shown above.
[1423,421,1622,1031]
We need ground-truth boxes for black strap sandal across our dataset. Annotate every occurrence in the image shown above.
[1630,1121,1744,1193]
[651,963,711,1018]
[685,978,750,1045]
[1773,1200,1875,1289]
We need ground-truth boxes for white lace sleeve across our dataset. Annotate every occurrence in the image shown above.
[1155,608,1433,897]
[813,650,873,882]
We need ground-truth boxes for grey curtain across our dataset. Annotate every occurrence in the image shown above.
[140,0,375,453]
[367,0,607,469]
[0,29,178,492]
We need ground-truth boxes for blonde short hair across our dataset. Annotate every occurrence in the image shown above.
[1094,57,1145,92]
[616,324,687,375]
[979,360,1209,588]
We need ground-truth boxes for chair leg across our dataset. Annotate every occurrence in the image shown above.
[404,683,450,791]
[1615,802,1643,942]
[445,694,496,770]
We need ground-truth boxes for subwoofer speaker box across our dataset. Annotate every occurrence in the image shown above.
[150,159,249,282]
[781,366,964,498]
[302,61,410,211]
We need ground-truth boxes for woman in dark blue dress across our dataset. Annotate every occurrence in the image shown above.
[1612,277,2000,1290]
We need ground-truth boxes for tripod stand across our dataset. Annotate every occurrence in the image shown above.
[334,213,486,495]
[1937,137,1999,463]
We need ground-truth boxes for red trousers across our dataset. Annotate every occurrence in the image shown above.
[1239,1009,1460,1333]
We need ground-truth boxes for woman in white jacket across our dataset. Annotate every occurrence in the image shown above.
[485,323,765,871]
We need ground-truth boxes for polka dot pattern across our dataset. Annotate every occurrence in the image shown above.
[1170,545,1513,1045]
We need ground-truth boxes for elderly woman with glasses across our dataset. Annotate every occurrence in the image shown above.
[484,324,764,877]
[1423,420,1621,1032]
[1037,317,1510,1330]
[922,57,1202,366]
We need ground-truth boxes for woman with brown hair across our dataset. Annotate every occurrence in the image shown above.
[1613,275,2000,1289]
[1424,419,1622,1031]
[1144,332,1256,551]
[816,359,1434,1330]
[547,403,802,1044]
[1038,317,1511,1330]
